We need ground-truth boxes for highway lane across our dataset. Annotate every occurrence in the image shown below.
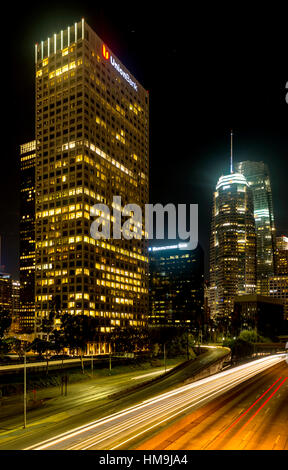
[136,358,288,450]
[26,354,286,450]
[0,365,174,430]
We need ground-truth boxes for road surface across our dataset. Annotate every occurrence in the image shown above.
[136,357,288,450]
[0,366,174,427]
[26,354,286,450]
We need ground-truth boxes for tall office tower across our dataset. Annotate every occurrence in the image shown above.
[34,20,149,344]
[269,275,288,320]
[20,141,36,333]
[10,280,21,333]
[209,173,257,319]
[235,161,276,295]
[148,243,204,329]
[0,236,4,271]
[0,272,12,313]
[275,235,288,275]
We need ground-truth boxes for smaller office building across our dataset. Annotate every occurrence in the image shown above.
[149,243,204,330]
[233,294,284,339]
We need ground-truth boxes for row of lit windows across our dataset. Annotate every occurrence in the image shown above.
[36,235,148,263]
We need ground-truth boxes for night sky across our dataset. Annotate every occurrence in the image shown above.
[1,1,287,279]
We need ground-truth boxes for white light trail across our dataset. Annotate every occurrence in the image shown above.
[26,354,285,451]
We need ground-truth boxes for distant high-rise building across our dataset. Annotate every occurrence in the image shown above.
[269,234,288,320]
[149,243,204,329]
[20,140,36,333]
[268,275,288,320]
[34,20,149,346]
[275,235,288,275]
[203,281,211,325]
[235,161,276,295]
[209,171,257,319]
[233,294,284,338]
[0,272,12,313]
[0,236,5,272]
[11,280,21,333]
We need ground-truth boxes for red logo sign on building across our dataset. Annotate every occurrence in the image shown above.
[102,44,109,60]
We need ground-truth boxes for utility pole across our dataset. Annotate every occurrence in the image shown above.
[164,343,166,373]
[91,352,94,376]
[23,351,27,429]
[186,329,189,361]
[109,353,112,375]
[64,375,68,396]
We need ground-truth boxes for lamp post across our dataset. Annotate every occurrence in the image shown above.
[24,350,27,429]
[109,353,112,375]
[23,344,45,429]
[186,328,189,361]
[23,342,34,429]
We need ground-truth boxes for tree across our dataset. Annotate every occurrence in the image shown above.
[0,338,11,358]
[4,337,24,360]
[30,338,51,374]
[0,308,12,340]
[50,329,67,367]
[108,326,148,354]
[60,314,97,373]
[238,329,259,343]
[146,326,195,358]
[0,308,12,359]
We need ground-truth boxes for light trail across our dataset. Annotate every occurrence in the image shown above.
[130,369,172,380]
[26,354,285,450]
[222,376,283,435]
[239,376,288,430]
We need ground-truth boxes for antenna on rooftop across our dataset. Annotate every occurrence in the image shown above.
[230,129,234,174]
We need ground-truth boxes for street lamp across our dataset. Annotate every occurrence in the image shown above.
[23,344,45,429]
[23,342,35,429]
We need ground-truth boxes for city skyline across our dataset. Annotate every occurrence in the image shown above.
[2,3,288,279]
[0,5,287,454]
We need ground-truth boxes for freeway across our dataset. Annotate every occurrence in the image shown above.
[137,356,288,450]
[26,354,286,450]
[0,365,176,437]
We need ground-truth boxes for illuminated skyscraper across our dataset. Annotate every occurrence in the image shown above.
[11,280,21,333]
[20,141,36,333]
[235,161,276,295]
[34,20,149,345]
[0,274,20,334]
[209,147,257,319]
[269,236,288,320]
[269,275,288,320]
[0,272,12,313]
[275,235,288,275]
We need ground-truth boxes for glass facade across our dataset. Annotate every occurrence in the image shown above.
[275,236,288,275]
[236,161,276,295]
[149,244,204,329]
[0,272,12,312]
[20,140,36,333]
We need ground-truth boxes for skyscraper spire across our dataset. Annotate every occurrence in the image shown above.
[230,129,234,174]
